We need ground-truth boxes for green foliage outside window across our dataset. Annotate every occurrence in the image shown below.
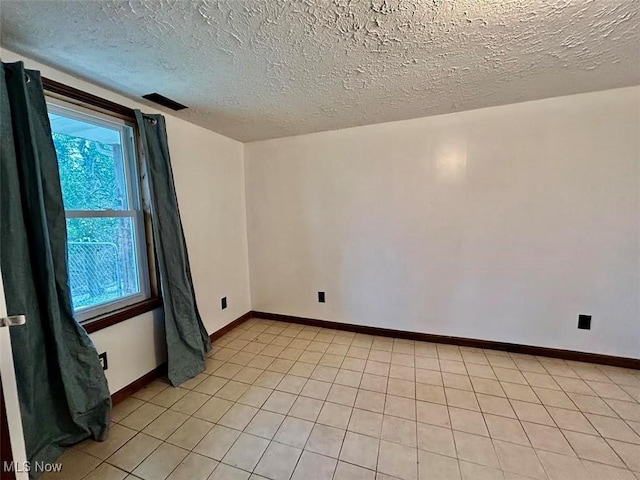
[52,132,139,310]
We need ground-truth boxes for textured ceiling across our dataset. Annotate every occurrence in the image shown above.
[2,0,639,142]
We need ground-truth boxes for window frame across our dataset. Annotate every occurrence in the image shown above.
[43,78,161,333]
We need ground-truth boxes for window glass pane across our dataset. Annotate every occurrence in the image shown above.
[49,112,131,210]
[47,101,150,319]
[66,217,141,310]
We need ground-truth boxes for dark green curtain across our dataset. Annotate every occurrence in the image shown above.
[0,62,111,472]
[135,111,211,386]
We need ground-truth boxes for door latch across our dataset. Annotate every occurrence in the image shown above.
[0,315,26,327]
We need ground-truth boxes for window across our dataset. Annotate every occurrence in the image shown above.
[47,100,152,322]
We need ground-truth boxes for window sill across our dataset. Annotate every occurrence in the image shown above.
[81,297,162,334]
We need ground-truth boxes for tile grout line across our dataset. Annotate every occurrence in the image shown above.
[76,318,640,480]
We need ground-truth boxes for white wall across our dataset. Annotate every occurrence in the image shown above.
[2,49,252,393]
[4,48,638,381]
[245,87,640,359]
[164,114,251,335]
[89,311,166,394]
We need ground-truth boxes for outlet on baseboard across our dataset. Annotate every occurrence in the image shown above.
[221,297,227,310]
[98,352,108,370]
[318,291,325,303]
[578,314,591,330]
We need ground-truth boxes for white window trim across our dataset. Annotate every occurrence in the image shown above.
[46,98,152,323]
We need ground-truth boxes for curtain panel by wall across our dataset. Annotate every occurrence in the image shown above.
[0,62,111,472]
[135,111,211,386]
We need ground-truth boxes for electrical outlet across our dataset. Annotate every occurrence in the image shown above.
[98,352,108,370]
[221,297,227,310]
[318,291,325,303]
[578,314,591,330]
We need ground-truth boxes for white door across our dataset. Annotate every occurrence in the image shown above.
[0,271,28,480]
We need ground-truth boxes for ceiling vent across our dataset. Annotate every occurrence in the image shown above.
[142,93,188,111]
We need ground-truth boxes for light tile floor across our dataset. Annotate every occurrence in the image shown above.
[45,318,640,480]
